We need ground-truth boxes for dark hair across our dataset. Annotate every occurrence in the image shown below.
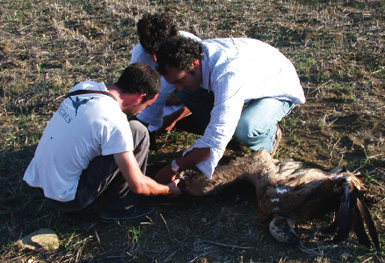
[156,36,203,75]
[115,63,160,102]
[137,13,178,55]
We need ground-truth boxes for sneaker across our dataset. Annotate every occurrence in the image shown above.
[271,124,282,156]
[100,204,156,223]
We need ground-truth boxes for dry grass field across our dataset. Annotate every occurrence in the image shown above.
[0,0,384,262]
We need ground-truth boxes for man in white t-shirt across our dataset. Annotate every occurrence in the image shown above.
[131,13,206,135]
[23,63,181,222]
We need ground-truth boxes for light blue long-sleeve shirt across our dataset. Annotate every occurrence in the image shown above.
[131,31,201,127]
[187,38,305,177]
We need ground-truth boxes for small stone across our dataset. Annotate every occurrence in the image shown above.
[17,228,59,251]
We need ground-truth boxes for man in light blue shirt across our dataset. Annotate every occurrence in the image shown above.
[130,13,202,133]
[154,37,306,181]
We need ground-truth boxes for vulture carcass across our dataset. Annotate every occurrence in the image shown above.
[178,149,379,249]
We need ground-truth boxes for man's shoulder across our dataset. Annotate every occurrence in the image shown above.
[131,43,145,57]
[69,81,107,92]
[178,31,201,42]
[130,43,156,67]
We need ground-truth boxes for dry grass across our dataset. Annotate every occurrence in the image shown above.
[1,0,384,262]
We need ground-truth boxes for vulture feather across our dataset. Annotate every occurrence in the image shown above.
[179,149,379,249]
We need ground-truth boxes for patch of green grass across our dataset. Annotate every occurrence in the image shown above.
[295,56,317,82]
[128,226,142,243]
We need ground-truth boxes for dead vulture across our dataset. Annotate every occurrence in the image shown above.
[178,149,379,249]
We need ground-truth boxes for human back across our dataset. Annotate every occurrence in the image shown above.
[24,81,133,202]
[24,63,161,202]
[198,38,305,104]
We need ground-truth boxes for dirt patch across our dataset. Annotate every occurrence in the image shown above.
[0,0,384,262]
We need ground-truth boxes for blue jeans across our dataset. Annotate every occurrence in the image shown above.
[177,88,294,152]
[234,98,294,152]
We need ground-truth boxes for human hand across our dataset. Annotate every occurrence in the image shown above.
[154,164,177,184]
[162,114,177,131]
[167,178,182,197]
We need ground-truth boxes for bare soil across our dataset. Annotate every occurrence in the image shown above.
[0,0,384,262]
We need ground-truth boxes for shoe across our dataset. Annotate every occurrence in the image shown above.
[100,204,156,223]
[271,124,282,156]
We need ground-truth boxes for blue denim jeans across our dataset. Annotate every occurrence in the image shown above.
[234,98,294,152]
[177,88,294,152]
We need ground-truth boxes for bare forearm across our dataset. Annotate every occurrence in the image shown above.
[175,147,210,170]
[154,147,211,184]
[131,176,172,195]
[162,106,191,131]
[114,151,180,196]
[172,106,191,122]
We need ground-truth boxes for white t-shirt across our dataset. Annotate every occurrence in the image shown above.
[131,31,201,127]
[23,81,134,202]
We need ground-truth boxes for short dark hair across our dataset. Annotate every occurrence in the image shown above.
[156,36,203,75]
[115,63,160,102]
[137,13,178,55]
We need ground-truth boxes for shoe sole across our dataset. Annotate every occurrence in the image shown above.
[100,207,156,223]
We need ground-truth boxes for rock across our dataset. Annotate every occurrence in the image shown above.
[17,228,59,251]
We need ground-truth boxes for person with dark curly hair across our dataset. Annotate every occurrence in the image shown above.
[154,36,306,182]
[130,13,203,134]
[24,63,181,222]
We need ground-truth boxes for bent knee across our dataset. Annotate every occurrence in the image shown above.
[234,121,274,146]
[129,120,149,141]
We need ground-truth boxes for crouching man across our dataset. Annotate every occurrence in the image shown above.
[23,63,181,222]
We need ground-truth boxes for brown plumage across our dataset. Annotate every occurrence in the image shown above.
[179,149,379,249]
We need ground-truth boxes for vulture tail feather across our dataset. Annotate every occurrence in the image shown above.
[352,204,372,248]
[356,197,380,249]
[332,186,356,242]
